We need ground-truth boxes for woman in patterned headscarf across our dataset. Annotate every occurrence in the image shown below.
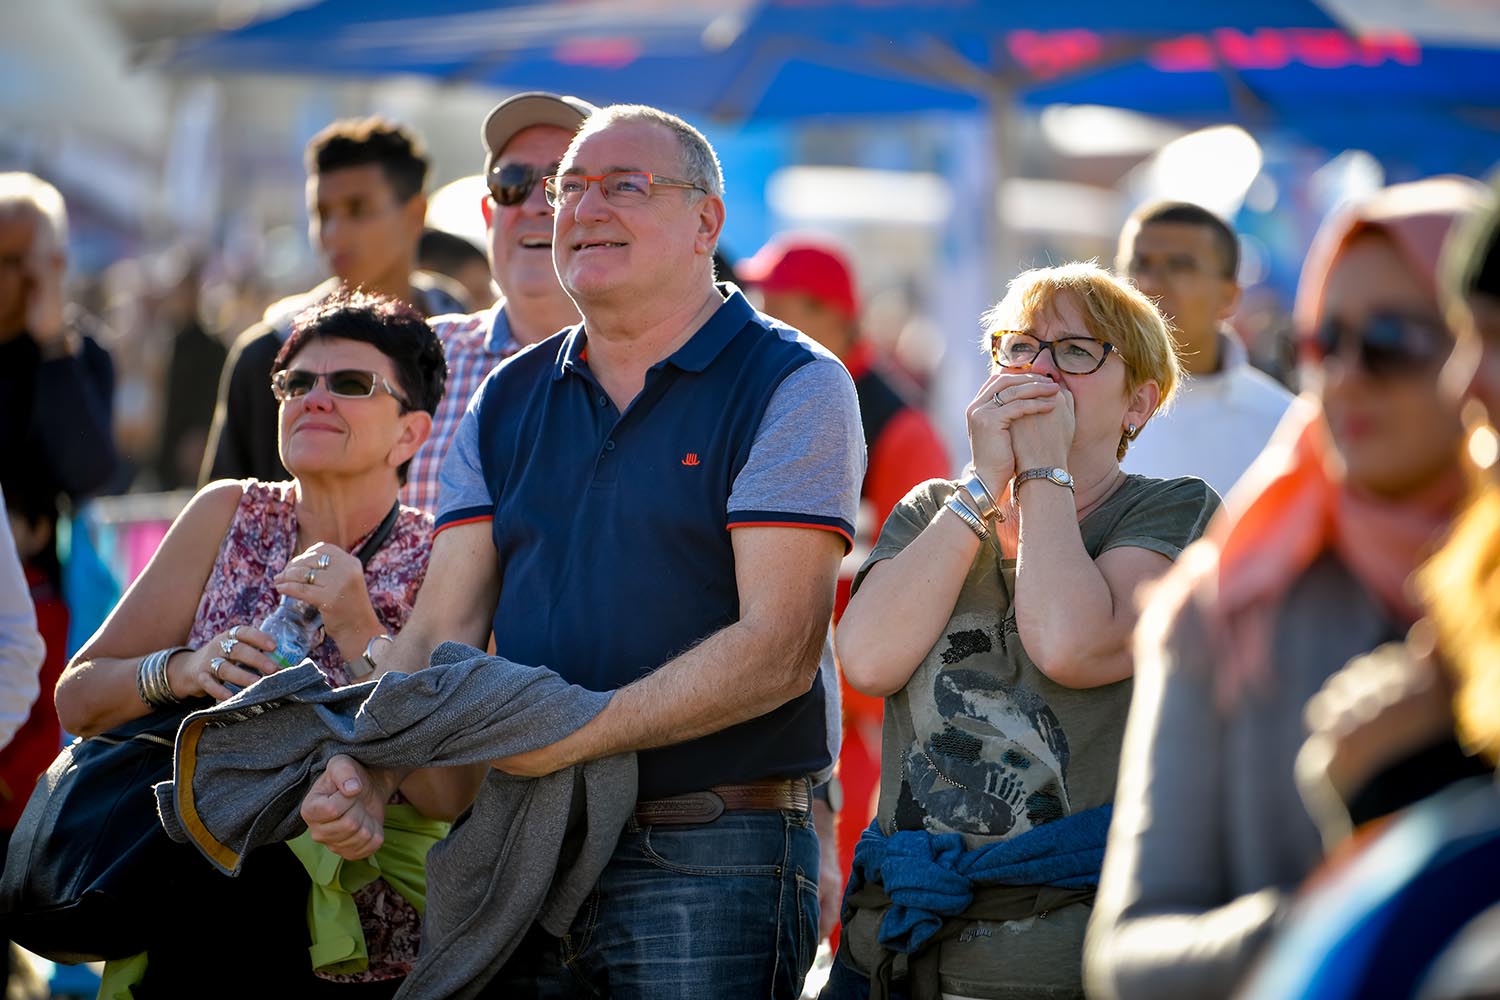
[1224,178,1500,1000]
[1084,177,1488,1000]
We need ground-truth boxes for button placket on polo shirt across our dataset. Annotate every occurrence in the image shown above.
[590,395,622,488]
[591,364,682,489]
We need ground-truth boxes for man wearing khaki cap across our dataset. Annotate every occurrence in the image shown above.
[402,92,596,514]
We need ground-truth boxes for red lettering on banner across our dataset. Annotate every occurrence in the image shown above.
[1010,27,1422,79]
[1215,29,1293,70]
[1148,34,1216,72]
[1008,29,1104,80]
[554,38,642,70]
[1294,30,1357,69]
[1358,33,1422,66]
[1145,28,1421,74]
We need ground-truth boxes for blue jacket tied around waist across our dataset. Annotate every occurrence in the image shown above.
[847,804,1113,954]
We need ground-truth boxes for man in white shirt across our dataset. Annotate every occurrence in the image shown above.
[0,485,42,752]
[1117,201,1294,498]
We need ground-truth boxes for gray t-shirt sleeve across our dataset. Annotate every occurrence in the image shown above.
[726,357,865,549]
[434,394,493,530]
[852,476,954,593]
[851,478,950,596]
[1094,476,1221,561]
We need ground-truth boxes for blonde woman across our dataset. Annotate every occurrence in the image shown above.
[828,262,1220,999]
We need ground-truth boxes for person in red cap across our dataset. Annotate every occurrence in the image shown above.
[742,235,951,942]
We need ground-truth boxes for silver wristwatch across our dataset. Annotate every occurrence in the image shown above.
[1013,467,1075,495]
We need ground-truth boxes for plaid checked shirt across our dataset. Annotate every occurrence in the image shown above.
[402,302,521,515]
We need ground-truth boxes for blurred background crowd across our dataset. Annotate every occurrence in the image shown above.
[7,0,1498,512]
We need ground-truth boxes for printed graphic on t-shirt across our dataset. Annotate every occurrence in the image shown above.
[894,613,1071,839]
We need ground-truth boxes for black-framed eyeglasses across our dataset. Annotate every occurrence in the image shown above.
[271,369,410,409]
[990,330,1117,375]
[487,160,561,207]
[543,171,708,208]
[1308,312,1449,378]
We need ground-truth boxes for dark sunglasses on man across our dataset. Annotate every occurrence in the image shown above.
[486,161,562,208]
[1307,312,1450,378]
[271,368,411,409]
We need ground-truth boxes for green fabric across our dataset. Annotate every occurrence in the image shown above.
[847,475,1219,997]
[845,880,1097,1000]
[97,951,148,1000]
[288,804,450,975]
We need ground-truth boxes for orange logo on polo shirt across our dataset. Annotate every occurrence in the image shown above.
[681,453,701,467]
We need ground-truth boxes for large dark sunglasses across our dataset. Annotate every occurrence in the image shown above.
[1309,313,1449,377]
[271,369,410,408]
[487,161,559,207]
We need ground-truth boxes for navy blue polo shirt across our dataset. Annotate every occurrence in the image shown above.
[436,287,864,798]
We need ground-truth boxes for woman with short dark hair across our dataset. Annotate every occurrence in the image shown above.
[58,292,448,996]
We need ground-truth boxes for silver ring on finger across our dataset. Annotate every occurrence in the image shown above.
[306,568,318,586]
[211,656,227,680]
[228,625,243,641]
[220,637,238,656]
[316,553,331,570]
[992,390,1005,406]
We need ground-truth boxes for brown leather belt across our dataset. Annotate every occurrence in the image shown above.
[632,777,810,826]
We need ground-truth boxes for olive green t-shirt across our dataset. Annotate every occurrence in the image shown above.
[844,474,1220,999]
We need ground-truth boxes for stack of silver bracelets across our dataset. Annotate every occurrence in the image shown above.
[136,646,192,709]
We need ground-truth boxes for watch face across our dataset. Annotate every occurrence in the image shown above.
[1051,468,1073,486]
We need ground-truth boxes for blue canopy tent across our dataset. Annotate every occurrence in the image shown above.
[166,0,1352,120]
[158,0,1372,292]
[160,1,1500,221]
[1018,30,1500,174]
[163,1,1496,140]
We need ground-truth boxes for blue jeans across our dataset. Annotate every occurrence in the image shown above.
[487,809,821,998]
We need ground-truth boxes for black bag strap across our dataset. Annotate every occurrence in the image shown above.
[353,501,401,569]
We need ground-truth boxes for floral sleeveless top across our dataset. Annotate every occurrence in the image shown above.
[188,480,434,983]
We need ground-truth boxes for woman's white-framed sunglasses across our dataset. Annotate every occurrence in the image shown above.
[271,368,410,409]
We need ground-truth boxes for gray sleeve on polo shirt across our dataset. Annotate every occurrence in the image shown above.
[727,357,865,537]
[434,395,493,527]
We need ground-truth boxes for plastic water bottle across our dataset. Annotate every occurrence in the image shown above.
[258,595,325,671]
